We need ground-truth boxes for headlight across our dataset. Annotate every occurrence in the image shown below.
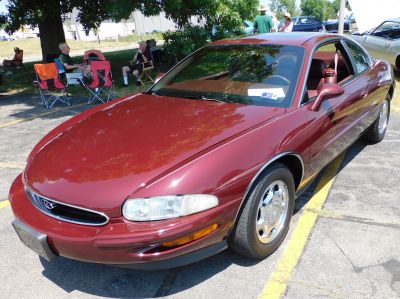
[122,194,218,221]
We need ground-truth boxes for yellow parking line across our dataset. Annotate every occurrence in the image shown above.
[0,103,86,129]
[259,154,345,299]
[0,200,10,209]
[0,162,26,170]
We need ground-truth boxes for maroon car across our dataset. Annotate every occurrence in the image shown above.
[9,32,394,269]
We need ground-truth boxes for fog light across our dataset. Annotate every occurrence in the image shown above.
[162,224,218,247]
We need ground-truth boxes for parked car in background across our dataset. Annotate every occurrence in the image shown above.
[280,16,325,32]
[10,32,394,269]
[324,19,351,33]
[243,20,254,35]
[351,18,400,70]
[0,36,13,41]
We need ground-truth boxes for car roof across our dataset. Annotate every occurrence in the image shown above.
[385,18,400,23]
[209,32,337,47]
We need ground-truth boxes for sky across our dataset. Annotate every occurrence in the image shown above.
[0,1,7,14]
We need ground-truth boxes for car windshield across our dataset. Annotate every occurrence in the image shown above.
[372,21,400,39]
[149,44,304,108]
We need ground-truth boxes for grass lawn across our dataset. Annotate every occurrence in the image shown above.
[0,33,163,58]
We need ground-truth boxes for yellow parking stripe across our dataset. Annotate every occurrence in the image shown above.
[0,162,25,170]
[259,154,345,299]
[0,200,10,209]
[0,103,86,129]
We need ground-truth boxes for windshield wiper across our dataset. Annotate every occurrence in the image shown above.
[200,96,227,103]
[181,95,229,103]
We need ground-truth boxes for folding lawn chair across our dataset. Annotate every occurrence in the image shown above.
[33,63,69,109]
[54,58,83,85]
[80,60,114,104]
[139,60,155,85]
[83,49,106,65]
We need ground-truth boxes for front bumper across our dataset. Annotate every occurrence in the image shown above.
[9,174,238,268]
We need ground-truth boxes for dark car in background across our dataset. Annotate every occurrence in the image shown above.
[283,16,325,32]
[324,19,351,33]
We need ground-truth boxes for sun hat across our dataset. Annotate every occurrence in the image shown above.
[284,12,292,20]
[259,5,268,11]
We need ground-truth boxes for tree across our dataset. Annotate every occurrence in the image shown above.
[270,0,296,19]
[0,0,258,62]
[0,0,119,61]
[300,0,325,20]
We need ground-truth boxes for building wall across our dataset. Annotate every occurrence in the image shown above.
[64,22,136,41]
[132,11,177,34]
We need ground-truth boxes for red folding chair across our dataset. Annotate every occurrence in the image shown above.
[83,49,106,66]
[34,63,69,108]
[80,60,115,104]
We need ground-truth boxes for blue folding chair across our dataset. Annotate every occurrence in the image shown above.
[54,58,82,85]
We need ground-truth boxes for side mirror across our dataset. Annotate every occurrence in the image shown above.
[311,83,344,111]
[154,72,166,83]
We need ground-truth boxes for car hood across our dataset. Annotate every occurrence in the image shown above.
[24,94,285,217]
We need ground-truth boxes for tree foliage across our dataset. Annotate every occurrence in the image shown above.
[270,0,296,19]
[300,0,341,21]
[0,0,258,61]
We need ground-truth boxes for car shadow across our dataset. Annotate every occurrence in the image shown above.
[294,138,368,213]
[0,93,96,124]
[40,248,260,298]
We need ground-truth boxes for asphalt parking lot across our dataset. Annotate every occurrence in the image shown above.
[0,94,399,299]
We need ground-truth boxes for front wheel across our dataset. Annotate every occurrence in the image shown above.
[363,96,390,143]
[229,163,295,259]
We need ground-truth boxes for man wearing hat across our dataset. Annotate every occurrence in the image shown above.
[279,12,294,32]
[253,5,275,33]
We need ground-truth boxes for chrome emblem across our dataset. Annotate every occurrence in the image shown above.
[40,198,57,210]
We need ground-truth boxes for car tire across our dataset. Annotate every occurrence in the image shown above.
[229,163,295,259]
[363,95,390,144]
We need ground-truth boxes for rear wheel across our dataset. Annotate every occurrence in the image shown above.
[229,163,295,259]
[363,96,390,143]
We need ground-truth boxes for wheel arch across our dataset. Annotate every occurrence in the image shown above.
[388,83,395,101]
[396,55,400,71]
[230,152,304,233]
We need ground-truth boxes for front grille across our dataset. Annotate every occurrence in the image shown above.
[26,188,109,226]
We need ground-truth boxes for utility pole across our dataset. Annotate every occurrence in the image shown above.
[338,0,346,35]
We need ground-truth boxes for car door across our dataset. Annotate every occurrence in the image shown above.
[301,40,374,174]
[298,17,319,32]
[343,39,389,129]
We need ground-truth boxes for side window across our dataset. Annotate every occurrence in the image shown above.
[304,42,353,102]
[344,41,370,74]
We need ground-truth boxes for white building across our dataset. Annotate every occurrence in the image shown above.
[63,9,177,41]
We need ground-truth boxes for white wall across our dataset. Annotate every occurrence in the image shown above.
[132,11,176,34]
[64,22,136,41]
[348,0,400,33]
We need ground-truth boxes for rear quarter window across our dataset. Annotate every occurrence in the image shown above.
[344,41,371,74]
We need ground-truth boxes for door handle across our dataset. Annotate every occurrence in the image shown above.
[361,90,368,99]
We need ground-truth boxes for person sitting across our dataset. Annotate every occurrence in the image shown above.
[2,47,23,68]
[122,41,151,87]
[58,42,92,79]
[279,13,294,32]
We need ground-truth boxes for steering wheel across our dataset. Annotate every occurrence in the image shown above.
[263,75,290,85]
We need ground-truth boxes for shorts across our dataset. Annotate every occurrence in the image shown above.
[128,63,143,74]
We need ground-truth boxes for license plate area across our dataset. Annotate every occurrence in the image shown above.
[12,219,57,262]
